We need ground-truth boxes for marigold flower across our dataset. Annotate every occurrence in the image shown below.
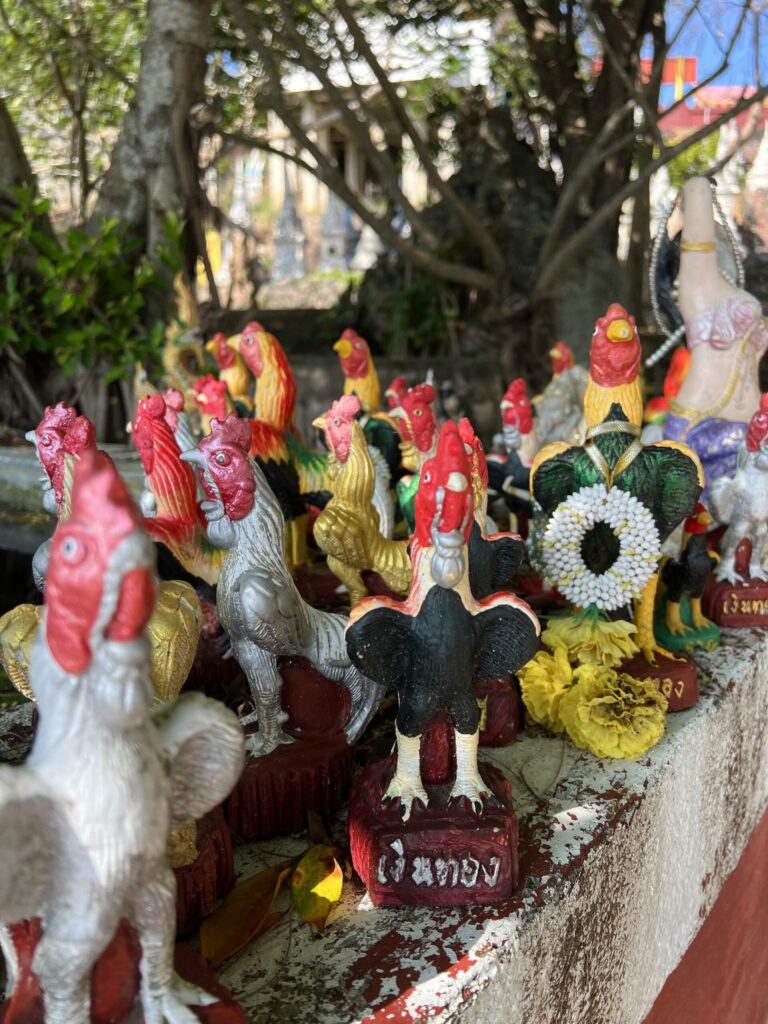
[517,643,574,733]
[543,615,639,668]
[559,668,667,759]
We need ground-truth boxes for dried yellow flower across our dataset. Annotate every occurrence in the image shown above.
[542,615,639,668]
[559,668,667,759]
[517,643,574,733]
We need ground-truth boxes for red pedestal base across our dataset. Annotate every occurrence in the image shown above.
[702,576,768,627]
[349,757,518,908]
[175,807,235,937]
[224,656,355,841]
[224,734,352,841]
[0,920,244,1024]
[622,651,698,711]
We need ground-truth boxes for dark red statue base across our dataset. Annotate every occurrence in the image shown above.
[702,537,768,627]
[225,733,352,842]
[175,807,235,937]
[349,756,519,908]
[224,656,354,841]
[0,919,244,1024]
[622,650,698,712]
[703,577,768,627]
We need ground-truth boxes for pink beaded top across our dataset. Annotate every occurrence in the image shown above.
[685,293,768,353]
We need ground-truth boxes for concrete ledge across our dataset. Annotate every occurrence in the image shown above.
[221,629,768,1023]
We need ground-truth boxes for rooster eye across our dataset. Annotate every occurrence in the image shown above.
[215,452,230,466]
[413,409,423,417]
[245,337,253,345]
[355,342,363,348]
[424,471,431,482]
[40,433,51,446]
[60,536,84,563]
[332,418,340,427]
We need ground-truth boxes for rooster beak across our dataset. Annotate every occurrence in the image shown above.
[446,471,468,493]
[697,508,711,527]
[606,319,633,343]
[500,400,512,411]
[25,430,36,445]
[205,339,216,353]
[180,450,205,468]
[312,415,326,429]
[548,347,560,358]
[333,338,352,358]
[388,406,407,421]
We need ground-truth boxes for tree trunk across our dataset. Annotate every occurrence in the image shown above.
[90,0,212,266]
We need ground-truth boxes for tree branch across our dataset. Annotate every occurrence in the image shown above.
[333,0,506,277]
[533,86,768,301]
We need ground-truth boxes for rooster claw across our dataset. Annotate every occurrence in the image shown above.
[383,776,428,823]
[142,974,218,1024]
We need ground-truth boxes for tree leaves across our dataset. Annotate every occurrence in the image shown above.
[290,845,343,935]
[200,860,293,968]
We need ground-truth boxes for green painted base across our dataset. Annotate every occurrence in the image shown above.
[654,595,720,654]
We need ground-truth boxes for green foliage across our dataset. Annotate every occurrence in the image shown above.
[0,187,180,382]
[388,268,450,356]
[665,135,719,191]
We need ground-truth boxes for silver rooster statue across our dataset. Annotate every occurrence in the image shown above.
[709,394,768,583]
[181,414,386,756]
[0,448,244,1024]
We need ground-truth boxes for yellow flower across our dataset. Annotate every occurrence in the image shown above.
[518,644,574,733]
[542,616,639,668]
[559,668,667,759]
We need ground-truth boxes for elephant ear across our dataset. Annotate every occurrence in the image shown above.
[152,692,245,830]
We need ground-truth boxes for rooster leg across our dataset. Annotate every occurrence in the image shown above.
[134,867,218,1024]
[34,897,119,1024]
[327,556,368,607]
[664,600,687,636]
[384,727,428,822]
[449,729,492,815]
[690,597,711,631]
[634,572,679,663]
[239,649,294,756]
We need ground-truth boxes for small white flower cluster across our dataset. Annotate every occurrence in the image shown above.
[542,483,662,611]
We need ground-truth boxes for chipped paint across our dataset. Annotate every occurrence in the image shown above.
[214,630,768,1023]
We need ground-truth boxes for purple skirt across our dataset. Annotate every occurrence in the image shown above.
[662,414,746,500]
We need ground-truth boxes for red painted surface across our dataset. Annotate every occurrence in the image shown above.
[702,542,768,627]
[280,656,352,738]
[0,921,244,1023]
[622,650,698,711]
[643,807,768,1024]
[349,756,518,907]
[225,733,352,841]
[175,807,235,937]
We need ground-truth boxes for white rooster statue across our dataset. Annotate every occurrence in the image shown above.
[709,394,768,583]
[0,448,244,1024]
[181,414,385,755]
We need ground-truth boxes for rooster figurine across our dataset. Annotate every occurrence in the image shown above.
[346,420,540,822]
[709,394,768,585]
[0,447,244,1024]
[532,340,588,445]
[531,304,703,669]
[312,395,410,605]
[655,502,719,651]
[206,331,253,413]
[181,415,385,754]
[389,382,439,533]
[487,378,537,529]
[333,328,382,414]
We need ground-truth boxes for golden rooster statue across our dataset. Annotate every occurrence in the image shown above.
[313,395,410,606]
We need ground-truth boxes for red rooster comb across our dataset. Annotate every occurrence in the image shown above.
[208,414,252,453]
[62,416,96,457]
[384,376,409,410]
[502,378,528,403]
[414,420,473,548]
[69,448,143,535]
[328,394,361,421]
[746,394,768,452]
[39,402,77,433]
[241,321,266,338]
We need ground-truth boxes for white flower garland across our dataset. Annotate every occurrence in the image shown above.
[542,483,661,611]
